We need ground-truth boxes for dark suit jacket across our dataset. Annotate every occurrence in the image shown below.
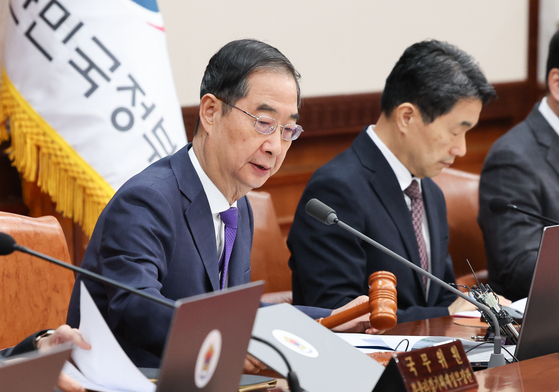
[0,332,41,358]
[288,128,457,323]
[67,145,253,367]
[66,145,331,368]
[478,106,559,301]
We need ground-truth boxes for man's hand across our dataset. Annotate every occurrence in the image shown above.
[243,353,267,374]
[448,294,512,315]
[330,295,381,334]
[56,372,87,392]
[36,324,91,351]
[36,325,91,392]
[497,295,512,307]
[447,297,477,315]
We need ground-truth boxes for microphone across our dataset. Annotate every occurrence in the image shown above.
[462,260,519,344]
[305,198,507,368]
[305,198,338,224]
[250,336,302,392]
[489,197,559,225]
[0,231,175,309]
[0,232,16,255]
[1,232,302,389]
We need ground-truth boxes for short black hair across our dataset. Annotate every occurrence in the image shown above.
[380,40,496,124]
[200,39,300,112]
[546,30,559,87]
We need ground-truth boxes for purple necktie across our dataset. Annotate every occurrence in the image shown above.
[219,207,238,290]
[404,180,429,290]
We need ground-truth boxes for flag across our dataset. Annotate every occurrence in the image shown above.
[0,0,187,236]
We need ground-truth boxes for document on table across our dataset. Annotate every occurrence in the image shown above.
[62,362,119,392]
[336,334,478,352]
[70,282,156,392]
[335,333,426,353]
[337,334,495,352]
[337,333,515,363]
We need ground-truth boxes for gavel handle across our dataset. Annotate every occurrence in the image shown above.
[317,302,369,329]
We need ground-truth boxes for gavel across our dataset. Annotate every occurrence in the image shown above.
[317,271,397,331]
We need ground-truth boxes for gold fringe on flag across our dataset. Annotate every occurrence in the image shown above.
[0,68,114,237]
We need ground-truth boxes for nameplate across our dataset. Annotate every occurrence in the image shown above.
[373,340,478,392]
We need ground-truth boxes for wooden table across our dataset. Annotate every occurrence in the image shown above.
[268,316,559,391]
[475,353,559,391]
[386,316,559,391]
[384,315,487,340]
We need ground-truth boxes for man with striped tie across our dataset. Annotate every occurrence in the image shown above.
[288,40,496,323]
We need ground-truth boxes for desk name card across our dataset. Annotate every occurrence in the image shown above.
[373,340,478,392]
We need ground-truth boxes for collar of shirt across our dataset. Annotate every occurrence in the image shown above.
[538,97,559,138]
[366,125,421,194]
[189,147,237,261]
[188,147,236,213]
[366,125,431,285]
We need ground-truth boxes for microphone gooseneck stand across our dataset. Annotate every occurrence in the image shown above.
[305,198,507,368]
[0,232,301,390]
[489,197,559,225]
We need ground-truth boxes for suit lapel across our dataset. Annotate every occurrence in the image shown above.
[527,107,559,180]
[352,131,423,271]
[184,194,220,291]
[172,145,220,291]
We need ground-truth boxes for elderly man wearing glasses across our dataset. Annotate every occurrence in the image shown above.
[66,39,372,370]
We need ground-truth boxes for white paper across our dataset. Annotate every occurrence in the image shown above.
[73,281,156,392]
[453,309,483,318]
[334,333,394,350]
[337,334,495,352]
[509,297,527,313]
[466,345,516,364]
[337,333,518,366]
[62,362,123,392]
[336,333,428,352]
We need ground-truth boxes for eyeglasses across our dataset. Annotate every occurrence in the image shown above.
[218,99,304,141]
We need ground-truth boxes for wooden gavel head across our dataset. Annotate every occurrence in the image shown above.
[367,271,398,330]
[317,270,397,331]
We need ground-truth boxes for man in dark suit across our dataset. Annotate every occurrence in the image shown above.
[478,31,559,301]
[67,39,370,368]
[288,40,496,323]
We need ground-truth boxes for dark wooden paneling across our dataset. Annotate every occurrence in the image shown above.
[257,81,535,237]
[0,1,545,328]
[0,80,542,263]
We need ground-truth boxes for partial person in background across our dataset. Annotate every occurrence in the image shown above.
[478,30,559,301]
[1,324,90,392]
[288,40,497,322]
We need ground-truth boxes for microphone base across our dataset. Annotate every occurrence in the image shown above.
[488,353,507,368]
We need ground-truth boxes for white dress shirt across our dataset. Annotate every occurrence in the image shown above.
[188,147,237,270]
[366,125,432,293]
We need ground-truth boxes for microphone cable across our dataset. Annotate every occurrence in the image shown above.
[250,336,302,392]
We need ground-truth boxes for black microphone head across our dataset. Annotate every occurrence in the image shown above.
[489,197,510,214]
[305,198,338,225]
[0,232,16,256]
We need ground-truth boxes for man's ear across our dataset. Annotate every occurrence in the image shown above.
[548,68,559,102]
[394,102,419,134]
[198,94,220,134]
